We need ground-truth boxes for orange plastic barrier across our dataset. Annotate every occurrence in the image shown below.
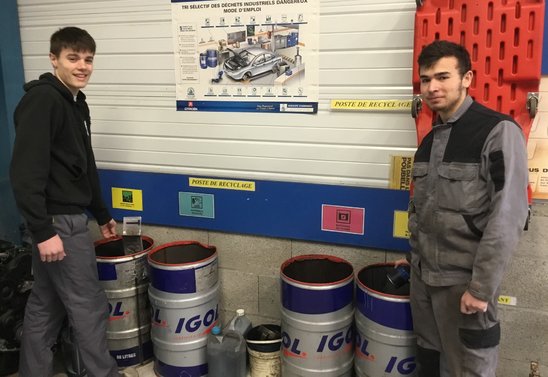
[412,0,544,144]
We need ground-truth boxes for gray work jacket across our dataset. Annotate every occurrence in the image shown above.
[408,96,529,302]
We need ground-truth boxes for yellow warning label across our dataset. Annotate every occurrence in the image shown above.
[497,295,517,306]
[393,210,410,239]
[189,177,256,191]
[390,156,413,191]
[111,187,143,211]
[330,99,412,111]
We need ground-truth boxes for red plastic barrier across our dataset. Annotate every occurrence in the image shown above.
[412,0,544,144]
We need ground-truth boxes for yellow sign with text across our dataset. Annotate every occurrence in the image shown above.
[390,155,413,191]
[111,187,143,211]
[330,99,412,111]
[189,177,256,191]
[497,295,517,306]
[393,210,410,239]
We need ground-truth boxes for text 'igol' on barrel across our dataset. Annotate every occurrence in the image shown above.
[148,241,219,377]
[280,254,355,377]
[355,263,416,377]
[95,235,155,368]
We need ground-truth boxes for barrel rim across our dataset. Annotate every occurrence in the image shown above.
[280,254,354,287]
[356,262,410,299]
[148,240,217,267]
[95,235,154,260]
[246,338,281,345]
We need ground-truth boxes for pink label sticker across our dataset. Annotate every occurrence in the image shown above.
[321,204,365,235]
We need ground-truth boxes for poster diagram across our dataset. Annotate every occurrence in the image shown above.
[171,0,319,113]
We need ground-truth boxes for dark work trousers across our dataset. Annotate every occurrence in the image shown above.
[410,269,500,377]
[19,214,118,377]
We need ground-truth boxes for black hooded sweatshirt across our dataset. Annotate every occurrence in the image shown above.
[10,72,111,243]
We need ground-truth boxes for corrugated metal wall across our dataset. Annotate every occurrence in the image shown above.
[17,0,418,188]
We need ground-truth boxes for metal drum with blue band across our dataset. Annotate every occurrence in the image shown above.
[206,49,218,68]
[148,241,219,377]
[355,263,416,377]
[95,235,154,368]
[280,254,354,377]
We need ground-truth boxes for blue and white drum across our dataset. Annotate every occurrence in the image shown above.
[355,263,416,377]
[148,241,219,377]
[281,254,354,377]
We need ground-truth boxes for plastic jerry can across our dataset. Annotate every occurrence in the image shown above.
[226,308,252,339]
[207,326,246,377]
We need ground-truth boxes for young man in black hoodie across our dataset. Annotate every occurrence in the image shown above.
[10,27,119,376]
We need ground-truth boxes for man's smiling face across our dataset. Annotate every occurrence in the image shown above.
[50,48,94,96]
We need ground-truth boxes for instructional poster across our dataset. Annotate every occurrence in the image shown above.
[171,0,319,113]
[528,113,548,200]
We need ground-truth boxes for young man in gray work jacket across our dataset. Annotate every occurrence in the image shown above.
[10,27,119,376]
[399,40,529,376]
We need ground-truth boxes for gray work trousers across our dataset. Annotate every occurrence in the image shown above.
[410,269,500,377]
[19,214,118,377]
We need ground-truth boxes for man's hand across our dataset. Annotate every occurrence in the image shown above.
[394,258,410,267]
[100,219,117,239]
[460,290,488,315]
[37,235,66,262]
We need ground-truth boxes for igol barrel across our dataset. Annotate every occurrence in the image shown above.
[355,263,416,376]
[280,254,354,377]
[95,235,154,367]
[148,241,219,377]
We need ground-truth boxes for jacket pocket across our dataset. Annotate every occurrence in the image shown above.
[66,154,88,181]
[459,322,501,349]
[437,163,484,212]
[411,162,429,204]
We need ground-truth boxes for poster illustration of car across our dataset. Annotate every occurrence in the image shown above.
[171,0,319,113]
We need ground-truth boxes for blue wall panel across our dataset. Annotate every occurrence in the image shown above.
[0,0,26,243]
[98,170,411,252]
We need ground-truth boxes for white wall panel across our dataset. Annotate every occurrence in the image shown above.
[17,0,418,188]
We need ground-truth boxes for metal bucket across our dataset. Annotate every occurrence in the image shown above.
[355,263,416,376]
[95,235,154,368]
[280,255,354,377]
[246,324,282,377]
[148,241,219,377]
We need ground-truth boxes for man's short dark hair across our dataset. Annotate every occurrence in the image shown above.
[418,40,471,77]
[50,26,96,56]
